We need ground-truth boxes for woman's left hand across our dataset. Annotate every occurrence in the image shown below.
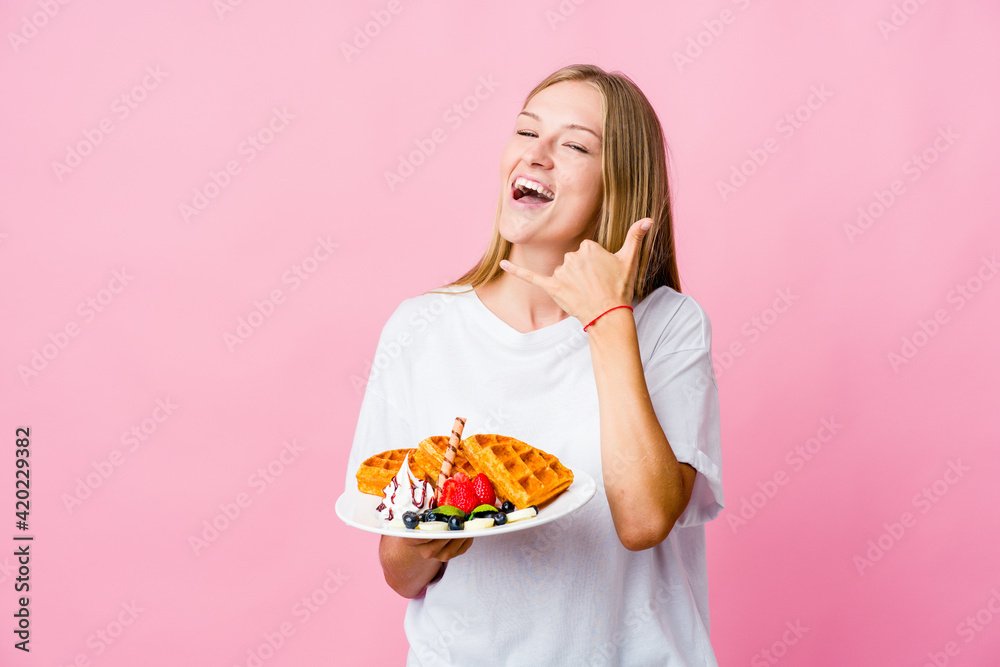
[499,218,653,324]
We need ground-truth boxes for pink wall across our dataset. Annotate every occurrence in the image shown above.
[3,1,999,665]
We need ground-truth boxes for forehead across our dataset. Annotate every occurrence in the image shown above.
[523,81,603,131]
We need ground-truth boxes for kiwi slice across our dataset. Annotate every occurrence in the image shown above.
[433,505,468,518]
[469,504,498,515]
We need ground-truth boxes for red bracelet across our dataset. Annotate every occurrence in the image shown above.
[583,305,633,332]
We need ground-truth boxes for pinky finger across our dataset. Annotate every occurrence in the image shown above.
[500,259,535,283]
[455,538,474,557]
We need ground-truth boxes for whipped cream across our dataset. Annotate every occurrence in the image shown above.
[375,453,432,522]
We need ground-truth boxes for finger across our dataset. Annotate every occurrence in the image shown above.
[615,218,653,266]
[499,259,552,291]
[449,537,474,558]
[620,217,653,255]
[454,538,474,557]
[438,537,472,561]
[415,541,444,559]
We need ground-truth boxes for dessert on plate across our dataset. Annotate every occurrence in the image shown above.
[356,447,432,496]
[354,428,573,533]
[461,433,573,508]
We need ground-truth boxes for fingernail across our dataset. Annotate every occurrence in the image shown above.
[640,219,653,231]
[499,259,510,270]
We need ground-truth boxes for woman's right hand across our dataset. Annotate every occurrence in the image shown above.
[408,536,475,561]
[379,535,474,599]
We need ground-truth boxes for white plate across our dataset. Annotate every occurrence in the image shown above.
[335,470,596,539]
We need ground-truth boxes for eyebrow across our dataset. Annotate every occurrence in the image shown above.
[517,111,602,144]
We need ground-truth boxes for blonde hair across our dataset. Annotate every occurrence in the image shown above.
[436,63,680,301]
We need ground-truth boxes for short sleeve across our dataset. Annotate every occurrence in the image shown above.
[643,297,724,527]
[341,302,416,496]
[342,388,414,497]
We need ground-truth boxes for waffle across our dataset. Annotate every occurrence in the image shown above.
[412,435,479,485]
[355,448,432,496]
[461,434,573,508]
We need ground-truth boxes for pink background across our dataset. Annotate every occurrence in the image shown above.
[3,1,999,665]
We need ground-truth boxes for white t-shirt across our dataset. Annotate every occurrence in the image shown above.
[344,283,723,666]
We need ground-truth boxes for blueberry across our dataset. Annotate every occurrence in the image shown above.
[470,510,497,521]
[494,512,507,526]
[448,515,464,531]
[402,511,419,529]
[500,501,515,513]
[529,505,538,515]
[424,512,439,523]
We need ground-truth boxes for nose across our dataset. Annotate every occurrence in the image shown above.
[521,136,554,169]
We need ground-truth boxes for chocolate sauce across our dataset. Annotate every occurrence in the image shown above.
[412,484,426,506]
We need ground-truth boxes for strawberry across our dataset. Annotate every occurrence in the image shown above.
[449,480,478,514]
[452,471,470,484]
[472,473,496,506]
[439,477,457,506]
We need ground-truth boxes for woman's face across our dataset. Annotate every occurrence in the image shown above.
[497,80,604,254]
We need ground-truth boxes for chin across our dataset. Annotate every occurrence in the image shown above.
[497,226,528,247]
[499,213,588,252]
[496,211,532,245]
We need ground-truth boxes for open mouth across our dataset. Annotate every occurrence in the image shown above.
[511,177,555,205]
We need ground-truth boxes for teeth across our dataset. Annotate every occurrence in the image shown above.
[514,177,554,200]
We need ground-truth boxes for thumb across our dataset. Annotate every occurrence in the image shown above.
[617,217,653,263]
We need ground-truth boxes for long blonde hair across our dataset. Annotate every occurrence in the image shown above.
[436,63,680,301]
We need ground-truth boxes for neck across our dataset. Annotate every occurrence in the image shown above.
[480,244,573,332]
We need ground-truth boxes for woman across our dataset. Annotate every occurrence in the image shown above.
[345,64,723,665]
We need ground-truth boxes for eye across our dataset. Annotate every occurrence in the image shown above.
[516,130,590,154]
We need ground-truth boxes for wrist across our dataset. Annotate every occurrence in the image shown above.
[585,308,638,358]
[380,536,445,599]
[415,562,447,598]
[429,561,447,583]
[583,304,633,332]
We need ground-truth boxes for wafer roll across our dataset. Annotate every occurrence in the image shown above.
[435,417,466,502]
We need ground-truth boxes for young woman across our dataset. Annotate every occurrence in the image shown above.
[345,64,723,665]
